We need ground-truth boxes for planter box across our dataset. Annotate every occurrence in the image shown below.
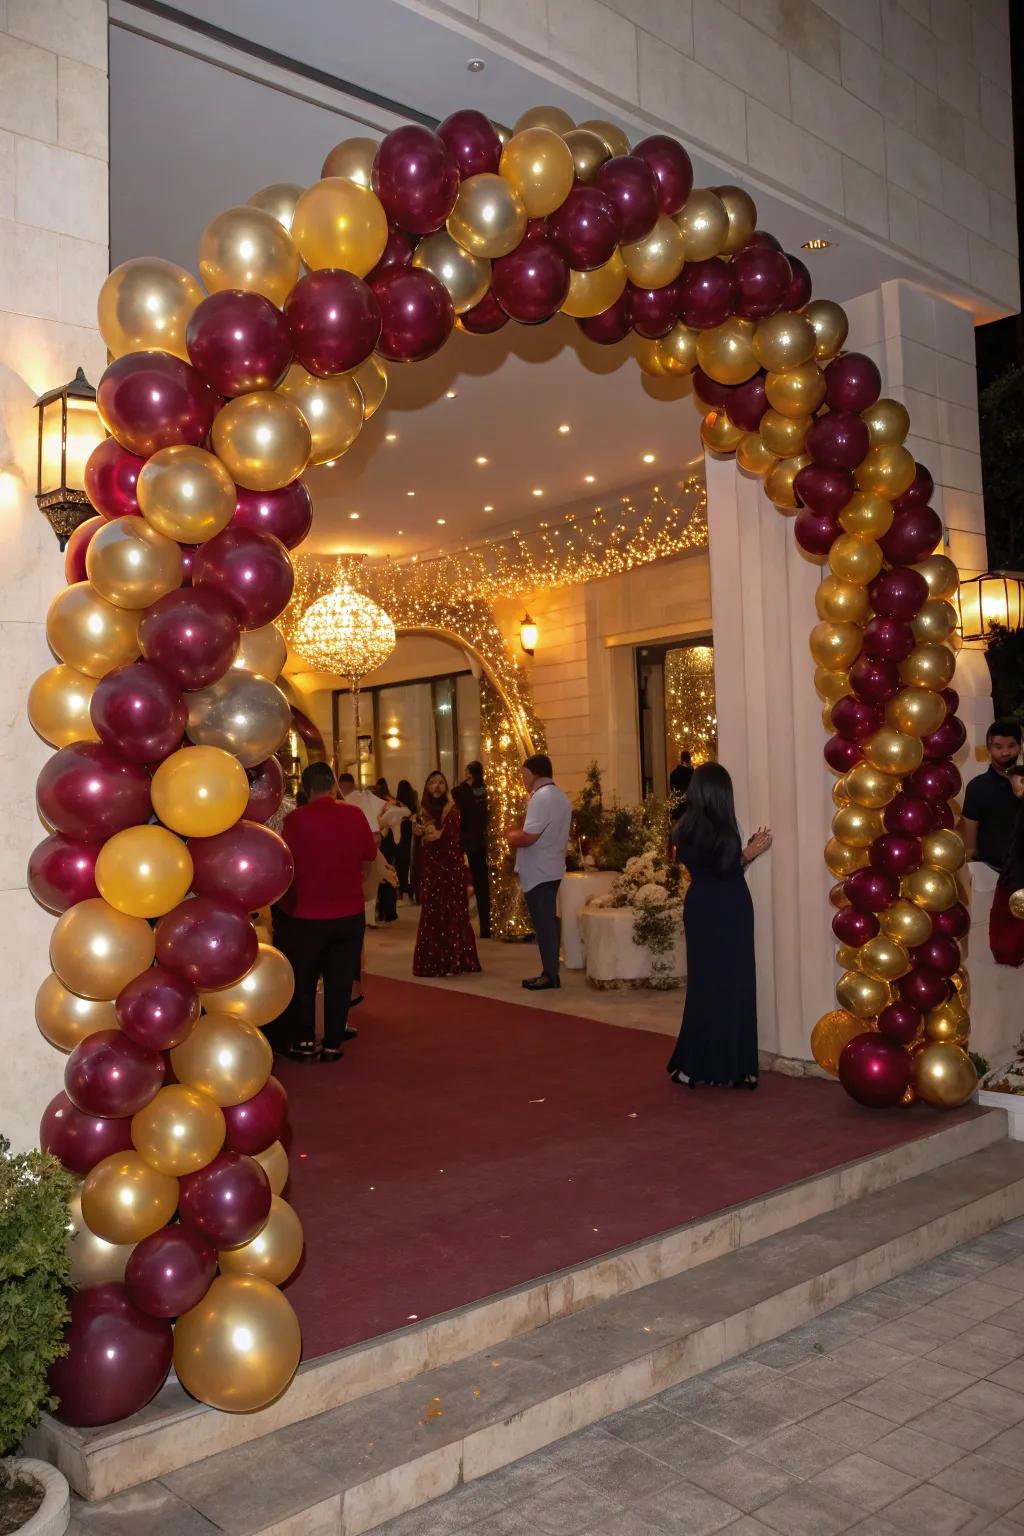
[977,1088,1024,1140]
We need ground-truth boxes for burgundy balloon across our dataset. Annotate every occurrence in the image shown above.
[782,253,812,309]
[125,1227,216,1319]
[940,687,960,716]
[849,655,902,704]
[372,125,459,234]
[96,352,219,459]
[932,902,970,939]
[731,244,792,320]
[844,866,899,913]
[878,504,943,566]
[831,696,883,743]
[64,515,105,584]
[883,793,934,837]
[806,412,870,471]
[40,1090,133,1175]
[824,735,863,773]
[491,239,569,324]
[909,934,960,977]
[437,109,502,177]
[192,526,294,630]
[868,567,929,620]
[84,439,146,520]
[37,741,151,843]
[189,822,294,910]
[139,586,240,690]
[178,1150,271,1250]
[677,258,736,329]
[365,225,417,285]
[458,290,509,335]
[185,290,293,397]
[900,966,949,1011]
[521,218,550,246]
[222,1076,288,1156]
[547,185,622,272]
[794,509,841,558]
[692,366,732,409]
[892,462,934,509]
[370,266,454,361]
[627,281,679,339]
[794,464,855,518]
[877,1002,922,1046]
[577,293,633,345]
[116,965,200,1052]
[28,833,101,912]
[179,545,197,586]
[90,661,187,764]
[870,832,923,877]
[65,1030,165,1119]
[832,906,879,945]
[862,616,916,662]
[592,155,660,243]
[910,759,961,802]
[746,229,784,252]
[930,800,956,829]
[49,1283,172,1427]
[284,270,381,376]
[244,756,286,824]
[631,135,693,216]
[231,481,312,550]
[156,896,258,989]
[824,352,882,413]
[728,373,768,432]
[838,1032,911,1109]
[921,714,967,761]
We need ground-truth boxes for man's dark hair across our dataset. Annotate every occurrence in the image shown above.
[337,771,356,789]
[524,753,553,778]
[679,750,692,766]
[302,761,337,798]
[466,760,484,787]
[988,718,1023,745]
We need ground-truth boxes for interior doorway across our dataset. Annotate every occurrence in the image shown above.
[332,659,482,791]
[636,637,717,799]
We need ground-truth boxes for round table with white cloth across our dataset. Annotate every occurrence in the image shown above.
[558,871,618,969]
[579,905,686,988]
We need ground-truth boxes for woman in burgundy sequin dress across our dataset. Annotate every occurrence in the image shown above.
[412,771,482,977]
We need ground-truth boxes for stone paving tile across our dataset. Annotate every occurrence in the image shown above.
[867,1423,964,1478]
[629,1479,738,1535]
[828,1338,917,1382]
[845,1376,937,1426]
[67,1485,221,1535]
[950,1379,1024,1427]
[572,1444,679,1505]
[930,1450,1024,1515]
[807,1400,892,1449]
[635,1422,740,1476]
[755,1480,857,1535]
[879,1481,986,1534]
[747,1422,850,1480]
[684,1451,797,1513]
[603,1401,687,1447]
[514,1473,621,1534]
[807,1451,921,1514]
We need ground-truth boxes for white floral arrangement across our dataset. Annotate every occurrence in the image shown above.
[585,847,686,986]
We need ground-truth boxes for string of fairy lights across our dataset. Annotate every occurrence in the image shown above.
[665,644,718,765]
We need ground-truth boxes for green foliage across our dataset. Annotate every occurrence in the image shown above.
[0,1137,73,1456]
[985,625,1024,724]
[573,761,606,841]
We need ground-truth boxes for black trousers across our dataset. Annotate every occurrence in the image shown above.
[464,845,492,938]
[275,911,365,1050]
[524,879,561,978]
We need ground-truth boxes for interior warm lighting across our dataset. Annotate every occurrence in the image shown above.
[293,581,396,684]
[445,390,457,399]
[520,613,538,655]
[407,490,415,497]
[558,424,571,434]
[34,366,104,547]
[349,511,360,520]
[802,237,834,250]
[584,474,595,484]
[437,517,446,525]
[532,488,543,497]
[642,452,656,464]
[385,432,397,442]
[483,504,494,512]
[475,456,489,466]
[955,570,1024,647]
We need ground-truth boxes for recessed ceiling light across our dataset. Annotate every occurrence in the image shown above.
[466,58,485,71]
[397,529,403,535]
[532,488,543,497]
[584,474,595,484]
[349,511,360,520]
[407,490,415,497]
[558,424,571,434]
[642,452,655,464]
[483,504,494,512]
[801,237,834,250]
[475,455,489,466]
[437,517,446,525]
[445,390,457,399]
[385,432,397,442]
[324,459,337,467]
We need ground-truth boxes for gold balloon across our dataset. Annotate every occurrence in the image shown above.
[658,323,698,374]
[736,433,777,477]
[913,555,959,602]
[28,664,98,748]
[514,104,575,135]
[829,534,883,585]
[350,355,387,418]
[764,361,827,417]
[860,934,912,981]
[319,136,377,186]
[247,183,305,231]
[151,745,251,838]
[760,410,811,458]
[810,620,864,671]
[171,1012,273,1108]
[674,189,728,261]
[914,1042,976,1109]
[211,392,311,492]
[447,173,527,259]
[832,778,852,807]
[254,1139,289,1196]
[839,493,894,542]
[912,599,958,644]
[132,1084,226,1177]
[95,824,193,920]
[411,230,490,314]
[276,366,362,466]
[50,898,156,1001]
[952,967,971,1007]
[67,1186,135,1287]
[899,644,955,692]
[712,185,757,255]
[562,252,628,318]
[1009,888,1024,920]
[701,410,744,455]
[921,828,966,873]
[766,454,812,512]
[924,994,969,1044]
[622,213,686,288]
[811,1009,864,1077]
[855,444,918,501]
[836,943,862,970]
[825,838,870,877]
[753,312,816,373]
[636,337,670,378]
[291,177,388,276]
[816,575,870,625]
[879,899,933,948]
[36,973,116,1052]
[491,120,512,146]
[81,1152,178,1245]
[832,804,884,848]
[137,445,237,544]
[843,764,898,815]
[199,943,294,1028]
[578,119,630,156]
[97,257,204,361]
[199,206,300,306]
[46,583,141,679]
[233,624,287,681]
[186,670,291,768]
[696,317,758,386]
[902,864,959,911]
[218,1195,303,1285]
[85,515,183,609]
[803,299,849,361]
[862,397,910,447]
[173,1274,301,1413]
[836,969,891,1019]
[563,128,610,182]
[863,726,925,776]
[499,128,575,218]
[885,686,946,739]
[815,665,852,706]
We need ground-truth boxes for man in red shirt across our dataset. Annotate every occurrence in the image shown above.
[276,761,377,1061]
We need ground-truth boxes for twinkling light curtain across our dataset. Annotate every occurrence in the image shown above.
[665,643,717,764]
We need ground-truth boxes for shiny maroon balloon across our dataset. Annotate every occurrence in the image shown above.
[794,464,855,517]
[909,934,960,977]
[64,515,105,584]
[921,714,966,761]
[179,545,197,585]
[96,352,219,458]
[458,290,509,334]
[365,225,417,285]
[593,155,660,242]
[868,567,929,620]
[547,185,622,271]
[372,125,459,234]
[862,616,916,662]
[139,586,240,690]
[284,270,381,376]
[832,906,879,945]
[727,374,768,433]
[231,481,312,551]
[732,245,792,320]
[746,229,784,252]
[632,135,694,215]
[806,412,869,471]
[90,661,187,764]
[930,800,956,829]
[870,832,923,877]
[49,1282,172,1427]
[116,965,200,1052]
[879,504,943,566]
[794,508,840,558]
[222,1076,288,1156]
[940,687,960,716]
[849,655,902,704]
[831,696,883,742]
[844,866,899,912]
[192,526,294,630]
[824,352,881,413]
[677,258,736,329]
[932,902,970,939]
[692,366,732,409]
[37,741,150,843]
[28,833,101,912]
[910,759,961,802]
[877,1002,922,1046]
[65,1030,165,1119]
[370,266,454,361]
[782,253,812,309]
[125,1227,217,1319]
[577,293,632,345]
[883,793,934,836]
[40,1090,133,1175]
[178,1150,271,1250]
[84,439,146,520]
[189,822,294,910]
[437,109,501,177]
[628,281,679,339]
[186,290,293,396]
[901,966,949,1011]
[521,218,550,247]
[491,239,569,325]
[839,1033,911,1108]
[156,896,258,989]
[245,756,286,824]
[893,462,934,509]
[824,735,863,772]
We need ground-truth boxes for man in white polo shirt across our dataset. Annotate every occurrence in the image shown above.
[505,753,572,991]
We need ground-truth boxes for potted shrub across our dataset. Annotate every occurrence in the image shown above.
[0,1136,74,1535]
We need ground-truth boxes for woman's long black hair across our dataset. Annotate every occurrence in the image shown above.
[675,762,742,872]
[396,778,418,814]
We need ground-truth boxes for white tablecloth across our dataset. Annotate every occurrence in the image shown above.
[558,872,618,969]
[579,906,686,988]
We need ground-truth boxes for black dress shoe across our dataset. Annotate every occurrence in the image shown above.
[319,1045,343,1062]
[522,974,561,991]
[339,1026,358,1042]
[286,1040,318,1061]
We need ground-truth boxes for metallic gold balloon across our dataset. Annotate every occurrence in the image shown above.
[28,664,99,748]
[658,323,698,374]
[921,828,966,873]
[765,454,812,512]
[233,624,287,681]
[563,128,610,182]
[636,337,670,378]
[825,838,870,877]
[151,746,251,838]
[247,183,305,231]
[350,355,387,418]
[829,880,850,909]
[912,599,958,644]
[46,584,141,679]
[199,943,294,1029]
[36,973,117,1053]
[562,251,628,318]
[712,185,757,255]
[67,1186,135,1288]
[753,312,816,373]
[839,493,894,542]
[81,1151,179,1245]
[696,317,758,386]
[137,445,237,545]
[829,534,883,586]
[832,778,852,807]
[836,969,891,1019]
[760,410,811,458]
[913,555,959,602]
[199,206,300,307]
[913,1042,976,1109]
[862,397,910,447]
[411,230,490,314]
[211,393,311,492]
[173,1274,301,1413]
[98,258,204,362]
[952,968,970,1008]
[902,864,958,911]
[447,173,527,259]
[803,299,849,361]
[131,1084,227,1178]
[836,944,861,970]
[815,665,852,706]
[515,104,575,134]
[291,177,388,277]
[578,119,630,156]
[491,120,512,147]
[171,1012,273,1108]
[276,366,362,466]
[95,824,193,920]
[863,726,924,777]
[320,136,378,186]
[186,669,291,769]
[816,575,870,625]
[218,1195,303,1285]
[810,620,864,671]
[844,762,899,811]
[674,189,728,261]
[50,898,156,1001]
[811,1009,864,1077]
[854,444,918,501]
[885,686,947,739]
[832,804,884,849]
[924,995,969,1044]
[499,128,575,218]
[701,410,744,455]
[860,934,912,981]
[879,899,933,948]
[736,433,777,477]
[85,515,183,610]
[622,213,686,288]
[764,361,827,418]
[1009,888,1024,920]
[254,1139,289,1196]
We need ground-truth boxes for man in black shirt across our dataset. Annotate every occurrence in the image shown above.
[962,719,1022,871]
[668,750,693,820]
[454,761,491,939]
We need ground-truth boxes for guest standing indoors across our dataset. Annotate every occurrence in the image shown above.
[412,771,481,977]
[667,763,771,1089]
[393,779,418,901]
[454,760,492,939]
[506,753,572,991]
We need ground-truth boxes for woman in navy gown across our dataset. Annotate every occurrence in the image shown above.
[667,763,772,1089]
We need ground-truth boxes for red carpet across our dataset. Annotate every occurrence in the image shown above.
[274,976,974,1361]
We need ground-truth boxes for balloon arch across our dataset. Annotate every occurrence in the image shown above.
[29,105,975,1427]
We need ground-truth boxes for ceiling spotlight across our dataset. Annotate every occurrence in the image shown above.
[385,432,397,442]
[437,517,446,525]
[445,390,457,399]
[642,452,655,464]
[475,455,489,465]
[466,58,485,71]
[407,490,415,497]
[483,504,494,512]
[324,459,337,468]
[532,488,543,497]
[397,529,404,535]
[349,511,360,520]
[558,424,571,434]
[584,474,595,484]
[801,237,834,250]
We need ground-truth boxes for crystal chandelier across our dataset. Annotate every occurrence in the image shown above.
[293,581,396,685]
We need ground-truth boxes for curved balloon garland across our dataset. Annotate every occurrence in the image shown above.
[29,104,975,1428]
